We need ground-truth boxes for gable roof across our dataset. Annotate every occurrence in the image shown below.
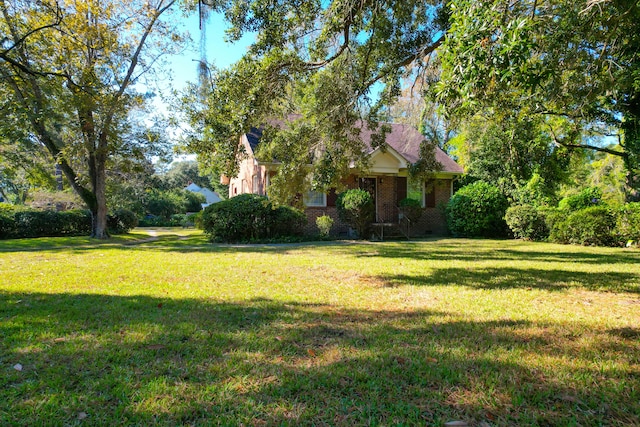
[245,117,463,174]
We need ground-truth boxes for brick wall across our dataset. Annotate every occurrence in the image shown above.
[300,176,453,237]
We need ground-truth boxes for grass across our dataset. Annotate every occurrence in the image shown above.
[1,229,639,426]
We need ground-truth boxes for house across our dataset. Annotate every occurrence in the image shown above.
[185,183,222,209]
[228,120,464,237]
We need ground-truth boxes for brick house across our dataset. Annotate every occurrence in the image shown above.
[227,120,464,237]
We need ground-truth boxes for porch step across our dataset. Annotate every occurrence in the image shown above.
[371,223,409,241]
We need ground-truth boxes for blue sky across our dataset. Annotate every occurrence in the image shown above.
[165,12,254,91]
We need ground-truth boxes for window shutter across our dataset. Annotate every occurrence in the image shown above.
[326,188,337,207]
[396,177,407,205]
[426,188,436,208]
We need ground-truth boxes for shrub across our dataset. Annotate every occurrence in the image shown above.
[201,194,306,243]
[552,206,617,246]
[0,203,19,239]
[559,187,603,211]
[271,205,306,237]
[505,204,548,240]
[446,181,509,237]
[145,189,186,219]
[336,189,374,239]
[6,209,92,238]
[316,215,334,237]
[184,191,206,212]
[399,198,423,223]
[192,211,204,229]
[107,209,138,234]
[616,202,640,244]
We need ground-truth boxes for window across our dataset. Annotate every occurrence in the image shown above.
[252,175,260,194]
[304,190,326,207]
[407,180,424,207]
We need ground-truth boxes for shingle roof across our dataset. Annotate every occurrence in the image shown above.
[246,117,463,174]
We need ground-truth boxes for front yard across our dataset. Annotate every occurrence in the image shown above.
[1,230,639,425]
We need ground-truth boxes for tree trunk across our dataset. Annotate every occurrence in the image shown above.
[92,154,110,239]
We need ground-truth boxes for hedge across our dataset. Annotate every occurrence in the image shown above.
[201,194,306,243]
[446,181,509,237]
[0,205,137,239]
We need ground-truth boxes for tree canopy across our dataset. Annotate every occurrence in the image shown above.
[185,0,640,201]
[184,0,448,202]
[0,0,183,237]
[437,0,640,199]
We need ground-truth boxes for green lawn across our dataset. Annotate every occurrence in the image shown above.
[1,229,639,426]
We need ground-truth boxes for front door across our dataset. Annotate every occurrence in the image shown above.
[359,177,377,221]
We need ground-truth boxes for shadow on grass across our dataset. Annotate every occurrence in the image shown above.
[1,292,638,426]
[381,267,640,294]
[351,241,640,266]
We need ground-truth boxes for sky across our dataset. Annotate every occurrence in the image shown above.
[165,12,255,92]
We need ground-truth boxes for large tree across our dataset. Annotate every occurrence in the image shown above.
[186,0,448,200]
[437,0,640,199]
[0,0,182,237]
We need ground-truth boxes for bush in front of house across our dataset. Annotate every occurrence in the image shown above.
[316,215,334,237]
[505,204,549,241]
[336,189,374,239]
[550,205,617,246]
[446,181,509,237]
[270,205,307,237]
[399,197,423,223]
[201,194,306,243]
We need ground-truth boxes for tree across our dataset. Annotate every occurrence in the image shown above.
[0,0,182,237]
[186,0,449,201]
[158,161,211,191]
[452,114,571,204]
[437,0,640,200]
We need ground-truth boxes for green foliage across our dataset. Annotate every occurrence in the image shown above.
[446,181,509,237]
[336,189,374,239]
[438,0,640,198]
[504,205,548,241]
[316,215,334,237]
[186,1,448,201]
[0,209,92,239]
[452,115,570,203]
[550,206,617,247]
[0,0,183,238]
[145,190,187,219]
[558,187,603,212]
[201,194,306,243]
[159,161,211,190]
[398,198,423,223]
[107,209,138,234]
[270,205,307,238]
[184,191,206,212]
[192,211,204,230]
[616,203,640,244]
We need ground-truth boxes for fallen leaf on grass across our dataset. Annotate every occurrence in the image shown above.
[146,344,166,350]
[274,336,283,341]
[77,412,88,420]
[425,357,438,363]
[157,303,163,309]
[53,337,66,343]
[307,349,317,357]
[13,363,23,372]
